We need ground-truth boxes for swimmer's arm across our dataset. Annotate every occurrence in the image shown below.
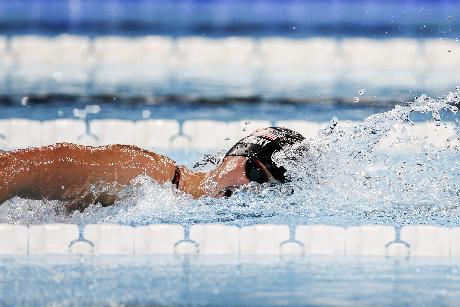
[0,143,177,209]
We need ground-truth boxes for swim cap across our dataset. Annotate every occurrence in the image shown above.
[225,127,305,182]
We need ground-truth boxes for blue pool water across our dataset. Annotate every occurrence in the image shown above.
[0,100,390,122]
[2,256,460,306]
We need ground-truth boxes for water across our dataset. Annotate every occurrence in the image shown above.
[1,90,459,227]
[2,1,459,305]
[0,100,389,122]
[2,255,460,306]
[1,0,459,38]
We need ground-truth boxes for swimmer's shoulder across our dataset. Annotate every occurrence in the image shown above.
[50,142,139,152]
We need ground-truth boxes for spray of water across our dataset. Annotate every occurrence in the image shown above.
[0,90,459,226]
[274,90,460,226]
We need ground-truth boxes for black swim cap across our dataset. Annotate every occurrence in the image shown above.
[225,127,305,182]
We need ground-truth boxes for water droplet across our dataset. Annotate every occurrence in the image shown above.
[448,16,453,21]
[353,97,360,103]
[142,110,151,119]
[359,89,365,95]
[21,97,28,106]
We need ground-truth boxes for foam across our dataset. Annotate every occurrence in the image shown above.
[377,122,459,153]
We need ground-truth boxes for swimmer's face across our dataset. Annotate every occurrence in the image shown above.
[204,156,275,197]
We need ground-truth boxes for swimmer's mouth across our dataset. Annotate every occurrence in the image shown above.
[216,186,237,198]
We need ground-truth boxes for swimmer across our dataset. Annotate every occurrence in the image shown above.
[0,127,304,211]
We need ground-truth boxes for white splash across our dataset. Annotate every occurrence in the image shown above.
[275,89,460,226]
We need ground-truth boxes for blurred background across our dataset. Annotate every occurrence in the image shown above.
[0,0,458,153]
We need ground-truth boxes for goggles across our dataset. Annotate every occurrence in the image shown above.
[245,158,269,184]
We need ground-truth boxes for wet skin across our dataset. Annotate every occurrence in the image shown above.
[0,143,274,212]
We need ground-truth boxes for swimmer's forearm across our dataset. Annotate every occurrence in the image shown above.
[0,143,177,206]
